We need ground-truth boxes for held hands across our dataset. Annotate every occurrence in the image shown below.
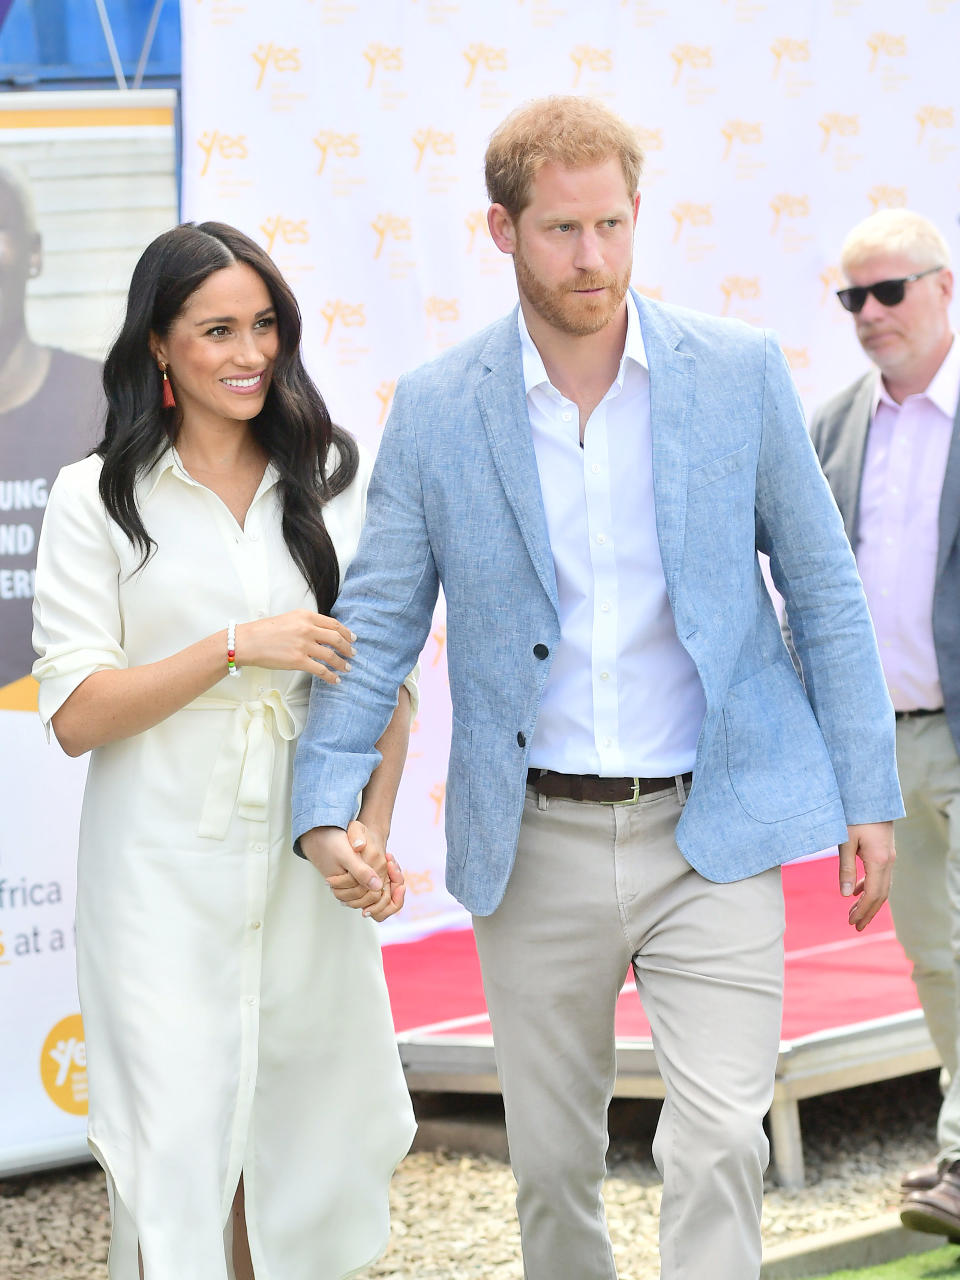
[837,821,896,931]
[233,610,355,682]
[299,821,406,922]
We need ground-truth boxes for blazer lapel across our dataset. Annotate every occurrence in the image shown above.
[833,376,873,543]
[475,312,559,614]
[938,393,960,579]
[634,293,695,601]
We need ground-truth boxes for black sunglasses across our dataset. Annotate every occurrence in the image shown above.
[836,265,943,313]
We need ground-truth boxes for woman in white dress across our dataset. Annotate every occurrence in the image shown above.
[32,222,416,1280]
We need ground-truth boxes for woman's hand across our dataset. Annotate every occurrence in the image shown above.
[234,610,355,681]
[324,819,407,922]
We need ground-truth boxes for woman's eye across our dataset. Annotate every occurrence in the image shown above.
[206,326,230,338]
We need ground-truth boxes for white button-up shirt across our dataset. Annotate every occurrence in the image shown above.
[522,296,705,776]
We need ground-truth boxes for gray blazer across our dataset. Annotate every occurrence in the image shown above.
[292,295,903,916]
[809,373,960,754]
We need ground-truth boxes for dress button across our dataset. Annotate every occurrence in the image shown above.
[517,731,526,748]
[256,610,266,619]
[253,842,266,853]
[533,643,549,659]
[251,921,262,930]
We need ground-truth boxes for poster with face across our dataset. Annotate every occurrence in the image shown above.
[0,90,178,1175]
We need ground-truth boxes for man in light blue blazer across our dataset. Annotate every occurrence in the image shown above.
[292,97,902,1280]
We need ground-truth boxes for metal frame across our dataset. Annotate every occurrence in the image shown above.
[398,1009,939,1190]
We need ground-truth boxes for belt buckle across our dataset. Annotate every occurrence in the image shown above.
[612,777,642,806]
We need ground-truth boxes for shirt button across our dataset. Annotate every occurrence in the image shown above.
[561,410,573,422]
[517,731,526,748]
[601,601,611,612]
[600,671,610,681]
[533,643,549,659]
[604,737,613,748]
[591,464,600,474]
[596,533,607,545]
[885,537,893,546]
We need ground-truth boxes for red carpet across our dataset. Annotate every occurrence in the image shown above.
[383,856,918,1043]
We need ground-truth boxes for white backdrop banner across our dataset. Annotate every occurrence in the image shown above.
[180,0,960,941]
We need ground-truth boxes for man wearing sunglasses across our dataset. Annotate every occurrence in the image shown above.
[810,208,960,1237]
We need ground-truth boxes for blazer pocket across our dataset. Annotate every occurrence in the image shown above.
[689,443,750,491]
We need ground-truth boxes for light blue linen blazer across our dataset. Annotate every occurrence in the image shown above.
[291,293,903,916]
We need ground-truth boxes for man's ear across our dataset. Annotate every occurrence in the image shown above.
[487,204,517,256]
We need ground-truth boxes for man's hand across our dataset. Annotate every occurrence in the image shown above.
[838,821,896,931]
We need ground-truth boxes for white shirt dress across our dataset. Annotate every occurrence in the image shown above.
[32,447,416,1280]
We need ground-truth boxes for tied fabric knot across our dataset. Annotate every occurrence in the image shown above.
[192,689,303,839]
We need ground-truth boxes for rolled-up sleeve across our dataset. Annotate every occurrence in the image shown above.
[32,459,127,733]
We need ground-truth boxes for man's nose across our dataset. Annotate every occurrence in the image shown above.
[573,231,605,272]
[856,290,889,324]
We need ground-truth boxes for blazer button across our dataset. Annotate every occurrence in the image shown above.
[517,731,526,748]
[533,643,549,659]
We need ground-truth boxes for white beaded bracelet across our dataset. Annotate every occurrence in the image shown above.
[227,620,240,678]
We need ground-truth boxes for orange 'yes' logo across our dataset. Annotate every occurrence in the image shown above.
[769,193,810,233]
[465,210,487,252]
[783,347,811,371]
[636,128,665,152]
[671,202,713,243]
[364,43,403,88]
[313,131,361,175]
[720,276,760,315]
[721,120,763,160]
[412,128,456,171]
[371,213,412,258]
[671,44,712,86]
[259,216,309,254]
[868,185,907,212]
[197,130,248,177]
[570,45,613,87]
[916,106,954,143]
[770,37,810,78]
[425,297,460,323]
[319,301,366,344]
[251,43,301,90]
[375,380,396,426]
[463,43,508,87]
[867,32,907,71]
[818,113,860,152]
[820,265,844,305]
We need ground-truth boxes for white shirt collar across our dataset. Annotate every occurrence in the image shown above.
[518,291,648,398]
[137,445,280,503]
[873,333,960,418]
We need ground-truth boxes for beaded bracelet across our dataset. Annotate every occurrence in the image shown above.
[227,620,240,678]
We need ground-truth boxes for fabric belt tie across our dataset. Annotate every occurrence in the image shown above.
[526,768,692,804]
[187,689,308,839]
[894,707,944,721]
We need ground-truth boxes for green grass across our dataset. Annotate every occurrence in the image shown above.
[812,1245,960,1278]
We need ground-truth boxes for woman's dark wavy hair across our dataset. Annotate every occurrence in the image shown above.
[96,220,358,612]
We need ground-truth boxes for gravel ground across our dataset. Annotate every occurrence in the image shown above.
[0,1072,947,1279]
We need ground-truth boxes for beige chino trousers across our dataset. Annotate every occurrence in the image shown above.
[891,712,960,1162]
[473,784,785,1280]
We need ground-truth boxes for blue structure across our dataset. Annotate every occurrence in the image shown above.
[0,0,180,88]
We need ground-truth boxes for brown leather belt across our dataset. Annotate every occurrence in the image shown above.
[526,768,692,805]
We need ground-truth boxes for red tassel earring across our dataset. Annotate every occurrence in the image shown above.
[160,364,176,409]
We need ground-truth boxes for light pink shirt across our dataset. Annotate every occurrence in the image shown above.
[520,296,705,776]
[856,336,960,711]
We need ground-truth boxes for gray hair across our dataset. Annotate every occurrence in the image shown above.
[840,209,951,274]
